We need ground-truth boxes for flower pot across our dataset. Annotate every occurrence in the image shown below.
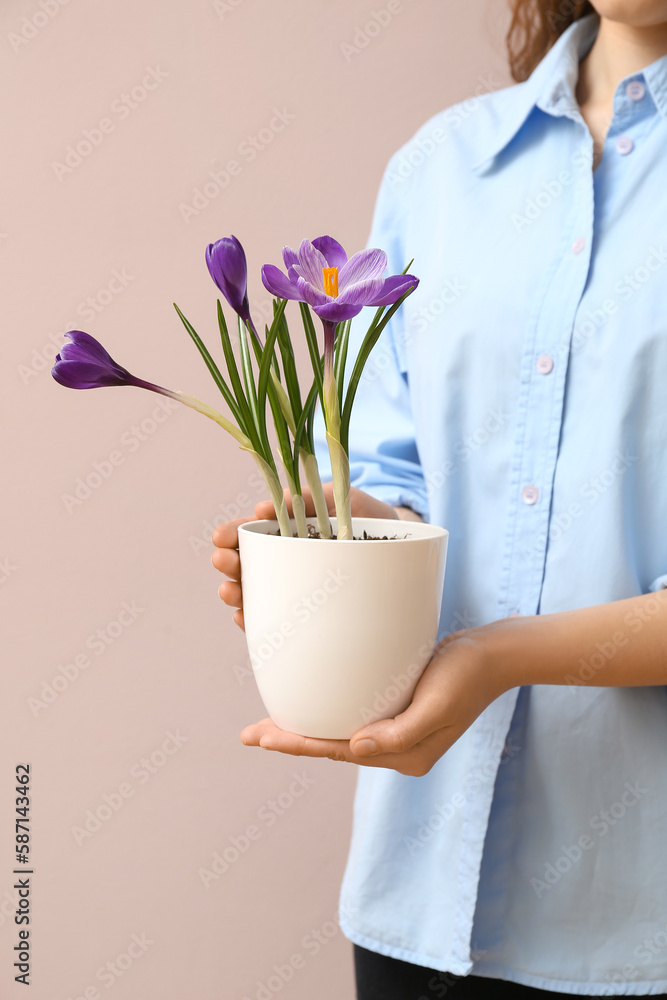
[237,516,448,739]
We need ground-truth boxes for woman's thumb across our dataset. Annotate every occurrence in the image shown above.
[349,716,421,757]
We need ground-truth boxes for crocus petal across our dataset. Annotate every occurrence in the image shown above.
[58,340,126,375]
[261,264,303,301]
[338,248,388,288]
[206,236,249,316]
[365,274,420,307]
[51,330,135,389]
[60,330,119,366]
[52,360,130,389]
[295,275,330,309]
[294,239,329,290]
[313,301,365,323]
[282,245,300,270]
[337,276,387,307]
[311,236,348,269]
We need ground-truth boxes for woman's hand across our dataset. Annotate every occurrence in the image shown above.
[239,587,667,774]
[240,627,512,776]
[210,482,400,631]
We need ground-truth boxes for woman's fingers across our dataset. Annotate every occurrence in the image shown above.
[239,717,444,773]
[211,547,241,579]
[211,516,255,550]
[254,481,338,521]
[219,579,243,608]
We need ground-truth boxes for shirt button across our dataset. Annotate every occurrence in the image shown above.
[536,354,554,375]
[521,486,539,506]
[626,80,646,101]
[616,136,634,155]
[572,237,586,254]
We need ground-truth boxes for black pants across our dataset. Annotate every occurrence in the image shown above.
[354,944,665,999]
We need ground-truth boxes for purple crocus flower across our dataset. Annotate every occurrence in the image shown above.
[261,236,418,323]
[51,330,251,447]
[52,330,139,389]
[206,235,253,326]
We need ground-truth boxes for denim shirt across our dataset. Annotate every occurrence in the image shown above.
[313,14,667,994]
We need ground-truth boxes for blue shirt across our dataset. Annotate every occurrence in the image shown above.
[313,14,667,995]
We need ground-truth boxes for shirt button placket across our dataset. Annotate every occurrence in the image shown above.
[499,160,594,620]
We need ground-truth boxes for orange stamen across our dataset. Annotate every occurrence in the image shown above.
[323,267,339,298]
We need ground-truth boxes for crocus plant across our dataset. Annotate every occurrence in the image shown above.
[52,235,418,540]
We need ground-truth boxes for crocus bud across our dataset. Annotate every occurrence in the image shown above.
[52,330,135,389]
[206,235,251,323]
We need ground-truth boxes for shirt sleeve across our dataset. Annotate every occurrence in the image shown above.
[648,575,667,592]
[311,151,429,521]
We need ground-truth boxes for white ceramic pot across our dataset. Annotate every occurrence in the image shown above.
[237,516,448,739]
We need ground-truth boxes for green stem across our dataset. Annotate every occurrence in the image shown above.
[321,323,353,540]
[284,466,308,538]
[271,370,297,435]
[132,381,253,448]
[325,430,352,540]
[300,448,332,540]
[246,451,292,538]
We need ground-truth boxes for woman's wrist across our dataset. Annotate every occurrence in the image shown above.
[451,589,667,695]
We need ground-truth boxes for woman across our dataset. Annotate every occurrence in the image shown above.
[212,2,667,996]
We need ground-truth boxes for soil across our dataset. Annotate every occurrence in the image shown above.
[269,523,407,540]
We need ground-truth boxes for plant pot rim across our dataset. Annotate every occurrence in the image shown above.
[238,516,448,543]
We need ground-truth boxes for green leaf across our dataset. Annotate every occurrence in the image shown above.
[294,379,319,457]
[173,302,248,435]
[257,311,284,451]
[216,300,255,432]
[267,376,299,490]
[237,316,261,442]
[333,319,352,411]
[276,309,303,418]
[299,302,324,405]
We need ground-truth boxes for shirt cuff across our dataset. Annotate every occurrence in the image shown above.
[359,485,430,522]
[648,574,667,593]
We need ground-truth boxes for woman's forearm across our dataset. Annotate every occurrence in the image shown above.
[474,589,667,691]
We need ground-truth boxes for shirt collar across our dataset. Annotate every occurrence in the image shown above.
[471,13,667,173]
[644,51,667,119]
[471,14,599,173]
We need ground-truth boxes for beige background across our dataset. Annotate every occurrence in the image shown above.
[1,1,510,996]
